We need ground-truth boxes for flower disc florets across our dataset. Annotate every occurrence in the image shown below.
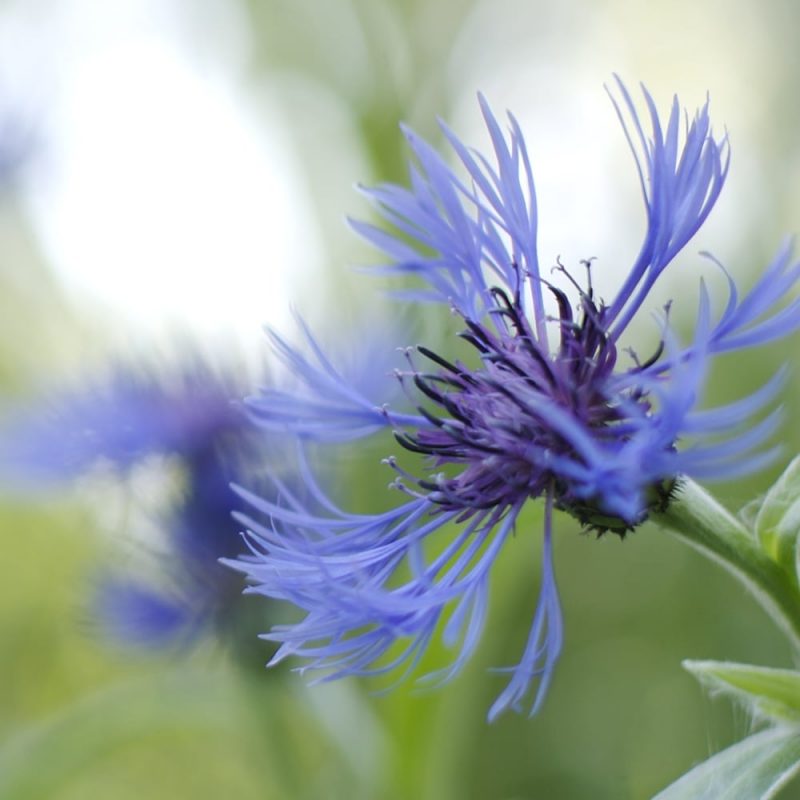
[395,263,671,535]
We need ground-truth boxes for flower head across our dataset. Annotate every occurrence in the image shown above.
[227,78,800,719]
[1,351,267,651]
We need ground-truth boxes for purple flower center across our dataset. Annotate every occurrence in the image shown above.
[395,262,669,533]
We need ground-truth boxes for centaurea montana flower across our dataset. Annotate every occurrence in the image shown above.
[228,78,800,720]
[1,353,265,650]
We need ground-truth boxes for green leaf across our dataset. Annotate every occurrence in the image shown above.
[684,660,800,722]
[652,727,800,800]
[755,455,800,574]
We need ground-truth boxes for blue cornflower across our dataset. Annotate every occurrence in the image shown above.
[1,352,265,650]
[227,78,800,720]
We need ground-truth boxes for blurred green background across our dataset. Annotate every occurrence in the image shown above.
[2,0,800,798]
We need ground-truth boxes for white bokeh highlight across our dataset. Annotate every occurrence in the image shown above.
[12,0,319,342]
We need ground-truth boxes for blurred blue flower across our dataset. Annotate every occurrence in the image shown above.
[3,356,244,482]
[0,85,43,192]
[0,113,36,189]
[1,353,264,651]
[227,78,800,720]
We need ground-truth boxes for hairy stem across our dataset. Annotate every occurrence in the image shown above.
[653,478,800,651]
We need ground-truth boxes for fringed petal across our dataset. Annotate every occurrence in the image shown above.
[607,77,730,337]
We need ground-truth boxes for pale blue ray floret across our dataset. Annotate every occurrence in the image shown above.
[227,78,800,720]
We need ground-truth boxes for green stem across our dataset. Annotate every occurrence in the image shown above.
[653,478,800,652]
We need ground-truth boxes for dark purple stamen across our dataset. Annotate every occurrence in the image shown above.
[394,262,665,532]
